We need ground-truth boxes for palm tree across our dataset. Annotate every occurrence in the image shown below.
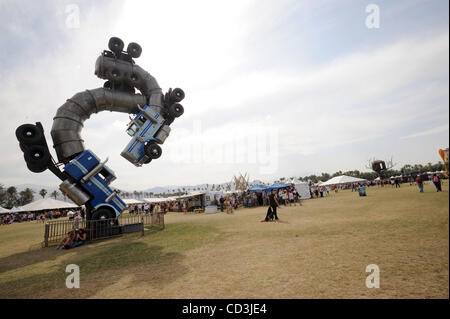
[19,188,34,206]
[51,190,59,200]
[39,189,47,198]
[6,186,18,208]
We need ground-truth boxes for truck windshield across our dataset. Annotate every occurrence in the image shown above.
[127,123,139,136]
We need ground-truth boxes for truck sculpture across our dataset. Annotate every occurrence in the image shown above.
[15,37,184,221]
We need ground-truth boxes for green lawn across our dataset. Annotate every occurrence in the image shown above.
[0,181,448,298]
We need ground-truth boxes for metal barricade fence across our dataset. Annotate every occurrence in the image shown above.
[43,212,165,247]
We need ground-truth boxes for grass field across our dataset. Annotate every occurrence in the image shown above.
[0,182,448,298]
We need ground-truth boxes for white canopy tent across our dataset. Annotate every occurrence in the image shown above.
[15,198,78,212]
[321,175,367,186]
[123,198,146,205]
[175,191,206,200]
[144,197,177,203]
[294,182,311,199]
[0,206,10,214]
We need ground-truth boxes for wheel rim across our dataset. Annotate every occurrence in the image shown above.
[33,151,43,159]
[151,148,160,157]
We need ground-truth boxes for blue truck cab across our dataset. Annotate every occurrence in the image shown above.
[120,105,171,167]
[59,150,126,220]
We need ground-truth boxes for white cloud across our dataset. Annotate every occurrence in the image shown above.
[401,124,449,139]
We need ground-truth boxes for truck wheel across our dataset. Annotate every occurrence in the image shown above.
[103,80,112,89]
[91,207,114,221]
[127,42,142,58]
[108,37,124,54]
[145,143,162,159]
[24,145,50,168]
[111,68,121,79]
[170,88,185,102]
[169,103,184,118]
[16,124,43,145]
[143,157,152,164]
[26,162,47,173]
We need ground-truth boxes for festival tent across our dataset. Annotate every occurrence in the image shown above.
[123,198,146,205]
[266,182,288,190]
[175,191,206,208]
[248,185,267,192]
[144,197,177,203]
[15,198,78,212]
[294,182,311,199]
[321,175,367,186]
[0,206,10,214]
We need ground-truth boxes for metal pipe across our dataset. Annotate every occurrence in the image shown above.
[51,88,146,163]
[81,158,109,183]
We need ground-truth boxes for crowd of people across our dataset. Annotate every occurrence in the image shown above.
[0,208,84,226]
[127,202,170,215]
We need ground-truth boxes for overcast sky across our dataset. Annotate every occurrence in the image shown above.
[0,0,448,190]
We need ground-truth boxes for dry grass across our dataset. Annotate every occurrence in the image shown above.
[0,181,448,298]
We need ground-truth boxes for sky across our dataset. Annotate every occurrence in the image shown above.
[0,0,448,190]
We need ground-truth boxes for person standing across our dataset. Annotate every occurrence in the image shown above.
[73,212,82,229]
[415,175,424,193]
[288,189,295,206]
[395,178,400,188]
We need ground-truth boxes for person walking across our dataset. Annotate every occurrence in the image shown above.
[432,174,442,192]
[261,190,280,222]
[415,175,424,193]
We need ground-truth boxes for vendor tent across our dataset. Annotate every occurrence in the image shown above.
[174,191,206,208]
[321,175,367,186]
[267,182,288,190]
[248,185,266,192]
[16,198,78,212]
[0,206,10,214]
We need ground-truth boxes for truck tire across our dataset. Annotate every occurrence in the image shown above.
[169,103,184,118]
[127,42,142,58]
[16,124,43,145]
[108,37,124,54]
[26,162,47,173]
[103,80,112,89]
[170,88,185,102]
[145,143,162,159]
[91,207,114,221]
[24,145,50,168]
[111,68,121,79]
